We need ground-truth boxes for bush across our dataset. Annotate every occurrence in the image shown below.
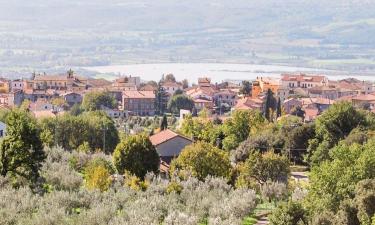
[269,201,307,225]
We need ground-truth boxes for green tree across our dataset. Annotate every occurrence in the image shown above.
[307,101,368,165]
[276,97,282,118]
[69,103,83,116]
[0,110,45,183]
[82,91,116,111]
[236,151,290,187]
[265,89,277,121]
[285,123,315,163]
[113,134,159,178]
[182,79,189,89]
[155,80,169,115]
[167,94,195,114]
[290,106,305,120]
[39,111,119,153]
[222,109,265,150]
[239,80,251,96]
[355,179,375,225]
[160,114,168,131]
[269,201,308,225]
[305,139,375,214]
[170,141,231,180]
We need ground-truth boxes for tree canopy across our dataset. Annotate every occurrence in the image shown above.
[170,141,231,180]
[113,134,159,178]
[0,110,45,184]
[307,101,370,165]
[39,111,119,153]
[81,91,117,111]
[167,94,195,114]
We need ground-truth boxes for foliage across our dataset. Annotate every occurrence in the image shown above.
[170,141,231,180]
[265,89,277,121]
[167,94,195,114]
[42,147,83,191]
[155,80,169,115]
[307,102,369,165]
[236,151,290,187]
[0,171,257,225]
[113,134,159,178]
[231,124,286,163]
[39,111,119,153]
[85,165,112,192]
[160,114,168,130]
[276,97,282,118]
[0,109,45,184]
[179,114,223,146]
[164,74,176,82]
[222,109,265,150]
[305,139,375,214]
[269,201,308,225]
[123,171,149,191]
[260,181,287,204]
[239,80,251,96]
[81,91,117,111]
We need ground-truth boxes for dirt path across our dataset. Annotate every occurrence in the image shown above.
[255,216,269,225]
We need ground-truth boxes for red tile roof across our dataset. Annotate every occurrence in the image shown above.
[123,90,155,99]
[149,129,192,146]
[281,74,326,83]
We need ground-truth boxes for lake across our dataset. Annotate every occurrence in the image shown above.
[84,63,375,82]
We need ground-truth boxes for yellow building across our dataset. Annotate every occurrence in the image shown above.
[252,77,280,98]
[0,79,10,93]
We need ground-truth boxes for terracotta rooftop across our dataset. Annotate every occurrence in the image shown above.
[139,84,157,91]
[281,74,326,83]
[352,94,375,101]
[123,90,155,99]
[149,129,192,146]
[162,82,182,87]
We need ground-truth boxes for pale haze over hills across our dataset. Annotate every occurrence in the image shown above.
[0,0,375,78]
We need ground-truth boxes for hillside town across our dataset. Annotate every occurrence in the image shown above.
[1,70,375,224]
[0,70,374,122]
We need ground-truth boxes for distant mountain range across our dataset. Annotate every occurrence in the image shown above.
[0,0,374,77]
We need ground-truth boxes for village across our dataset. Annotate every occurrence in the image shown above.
[0,70,373,122]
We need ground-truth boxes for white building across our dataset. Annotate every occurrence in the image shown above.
[0,121,6,137]
[281,74,328,89]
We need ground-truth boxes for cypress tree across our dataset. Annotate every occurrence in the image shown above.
[160,114,168,131]
[276,97,282,118]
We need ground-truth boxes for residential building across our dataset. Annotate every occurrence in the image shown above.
[0,91,24,107]
[193,98,214,111]
[213,90,238,107]
[32,71,87,91]
[334,78,374,95]
[234,97,264,111]
[281,74,328,89]
[101,106,127,119]
[10,79,24,92]
[149,129,192,164]
[60,92,83,106]
[307,86,338,100]
[112,76,138,91]
[162,81,183,95]
[283,98,302,114]
[122,90,156,116]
